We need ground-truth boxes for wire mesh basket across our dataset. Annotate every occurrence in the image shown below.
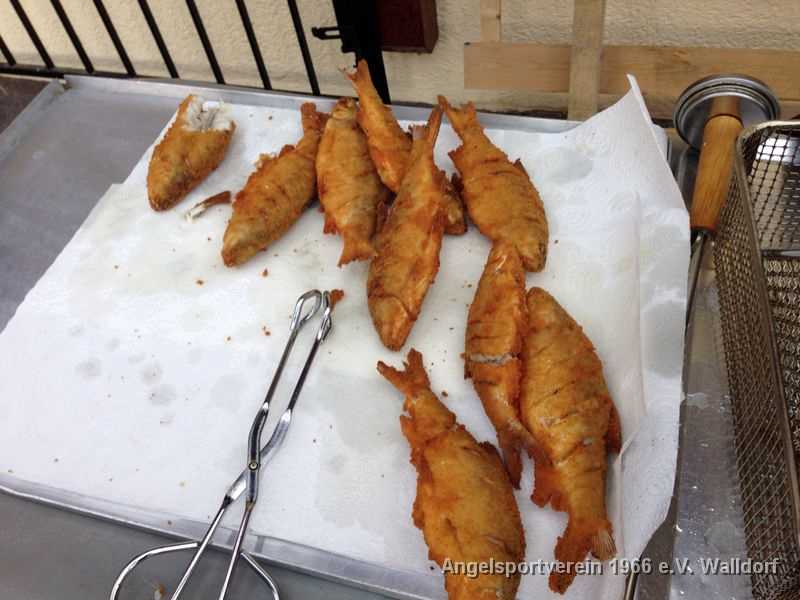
[715,122,800,599]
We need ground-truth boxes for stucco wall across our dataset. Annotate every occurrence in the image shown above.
[1,1,799,111]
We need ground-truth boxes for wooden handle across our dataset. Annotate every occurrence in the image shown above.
[690,100,743,232]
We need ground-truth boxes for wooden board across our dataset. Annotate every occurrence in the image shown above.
[567,0,606,120]
[465,42,800,118]
[480,0,502,42]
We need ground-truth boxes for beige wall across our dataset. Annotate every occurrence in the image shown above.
[1,1,799,111]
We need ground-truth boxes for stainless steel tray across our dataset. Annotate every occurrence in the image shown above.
[0,75,743,600]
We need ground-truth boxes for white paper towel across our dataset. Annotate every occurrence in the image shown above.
[0,77,688,599]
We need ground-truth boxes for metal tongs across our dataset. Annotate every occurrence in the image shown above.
[110,290,333,600]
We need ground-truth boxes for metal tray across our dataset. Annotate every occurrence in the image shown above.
[0,75,744,600]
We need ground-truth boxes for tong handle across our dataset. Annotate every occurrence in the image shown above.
[690,96,743,233]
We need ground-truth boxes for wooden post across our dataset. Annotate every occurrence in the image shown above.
[567,0,606,120]
[480,0,502,42]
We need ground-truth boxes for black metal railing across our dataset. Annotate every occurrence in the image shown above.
[0,0,389,101]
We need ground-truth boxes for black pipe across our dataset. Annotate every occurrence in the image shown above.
[93,0,136,76]
[186,0,225,84]
[10,0,54,69]
[286,0,320,96]
[236,0,271,90]
[0,34,16,66]
[138,0,179,78]
[50,0,94,73]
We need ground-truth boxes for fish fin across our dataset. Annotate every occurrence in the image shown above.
[375,193,391,234]
[531,459,559,508]
[591,526,616,560]
[606,402,622,454]
[498,429,523,488]
[323,212,337,234]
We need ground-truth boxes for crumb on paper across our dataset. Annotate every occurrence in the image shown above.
[196,279,204,286]
[207,236,212,241]
[53,457,59,462]
[268,115,273,120]
[262,326,271,336]
[261,268,269,277]
[442,391,449,397]
[167,520,172,526]
[329,288,345,308]
[179,481,186,487]
[554,239,559,244]
[113,265,119,270]
[226,336,231,342]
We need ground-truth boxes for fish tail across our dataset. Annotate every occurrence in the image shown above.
[424,106,442,145]
[338,236,375,266]
[300,102,328,133]
[377,349,431,395]
[344,59,374,95]
[437,95,477,135]
[549,519,616,593]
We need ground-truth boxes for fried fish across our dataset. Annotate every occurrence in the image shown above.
[438,96,548,270]
[378,349,525,600]
[222,103,326,267]
[346,60,466,235]
[519,287,621,593]
[367,108,445,350]
[147,95,235,211]
[345,59,411,194]
[465,241,541,488]
[316,97,390,265]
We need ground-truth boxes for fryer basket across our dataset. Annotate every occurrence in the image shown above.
[715,122,800,599]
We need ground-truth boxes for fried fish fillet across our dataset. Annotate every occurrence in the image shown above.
[147,95,235,211]
[222,103,326,267]
[346,60,466,235]
[316,97,390,265]
[367,108,446,350]
[438,96,548,271]
[378,349,525,600]
[519,287,621,593]
[346,59,411,193]
[465,241,541,488]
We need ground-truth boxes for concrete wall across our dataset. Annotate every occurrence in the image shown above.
[1,1,798,111]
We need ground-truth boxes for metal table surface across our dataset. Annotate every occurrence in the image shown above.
[0,76,750,600]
